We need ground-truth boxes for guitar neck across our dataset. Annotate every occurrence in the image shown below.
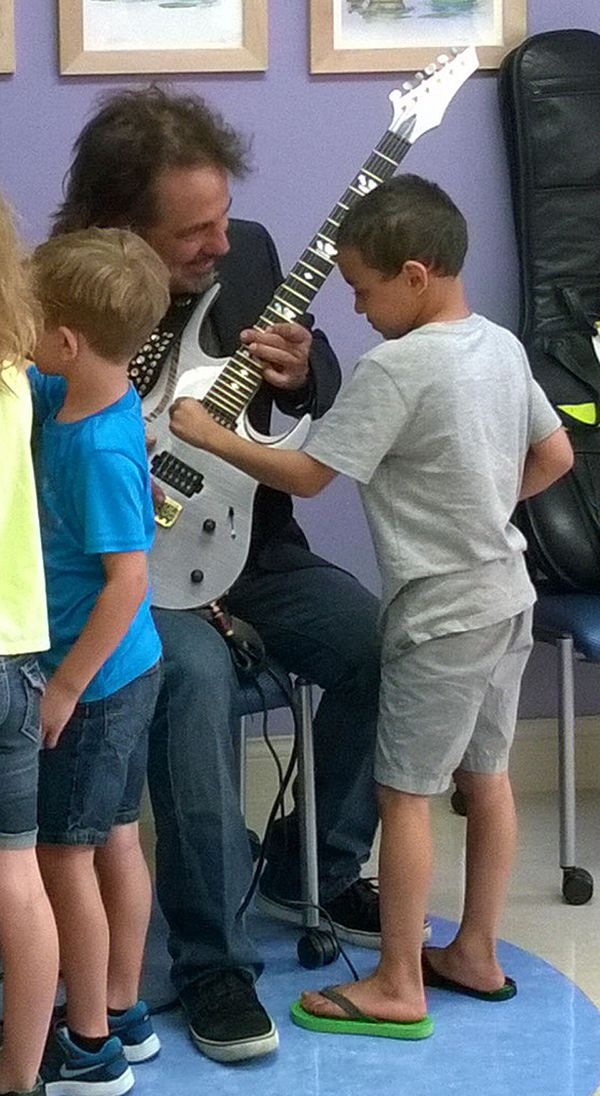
[202,118,416,427]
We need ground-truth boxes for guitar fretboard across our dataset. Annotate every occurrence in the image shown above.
[202,117,416,428]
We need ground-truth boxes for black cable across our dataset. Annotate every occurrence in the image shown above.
[238,730,297,914]
[254,673,288,824]
[238,662,308,915]
[267,898,360,982]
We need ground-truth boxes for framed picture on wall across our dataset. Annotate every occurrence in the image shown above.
[310,0,526,72]
[0,0,15,73]
[58,0,267,75]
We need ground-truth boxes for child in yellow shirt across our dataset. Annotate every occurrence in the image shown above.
[0,192,59,1096]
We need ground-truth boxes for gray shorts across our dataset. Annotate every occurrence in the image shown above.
[375,608,533,795]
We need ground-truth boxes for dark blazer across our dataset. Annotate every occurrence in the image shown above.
[209,218,341,567]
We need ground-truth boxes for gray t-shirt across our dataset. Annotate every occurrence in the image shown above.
[305,313,561,642]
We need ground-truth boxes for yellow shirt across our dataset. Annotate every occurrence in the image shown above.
[0,364,49,654]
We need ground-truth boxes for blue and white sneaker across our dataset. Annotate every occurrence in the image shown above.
[42,1024,134,1096]
[108,1001,161,1063]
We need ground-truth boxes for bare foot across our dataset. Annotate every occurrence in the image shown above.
[424,944,506,993]
[300,974,426,1024]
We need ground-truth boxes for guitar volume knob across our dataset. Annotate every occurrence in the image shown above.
[190,569,205,584]
[203,519,216,533]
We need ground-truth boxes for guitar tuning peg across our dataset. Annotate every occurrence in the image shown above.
[451,46,461,56]
[402,81,413,91]
[425,63,437,75]
[415,71,425,81]
[437,54,449,64]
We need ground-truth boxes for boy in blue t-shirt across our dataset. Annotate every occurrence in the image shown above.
[29,228,169,1094]
[166,177,574,1041]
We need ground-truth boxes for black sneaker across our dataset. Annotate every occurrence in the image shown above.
[179,969,278,1063]
[257,876,432,948]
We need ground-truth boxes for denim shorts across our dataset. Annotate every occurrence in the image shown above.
[37,661,161,846]
[0,654,46,849]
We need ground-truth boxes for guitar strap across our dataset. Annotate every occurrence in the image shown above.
[499,29,600,591]
[128,292,200,397]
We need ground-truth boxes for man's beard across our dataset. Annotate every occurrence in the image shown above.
[172,268,217,297]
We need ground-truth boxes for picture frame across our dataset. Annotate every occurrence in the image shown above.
[310,0,527,73]
[58,0,267,75]
[0,0,15,74]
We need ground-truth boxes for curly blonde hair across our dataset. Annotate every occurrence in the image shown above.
[0,191,38,371]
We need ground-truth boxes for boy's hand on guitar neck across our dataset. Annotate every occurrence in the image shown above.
[169,397,223,452]
[166,321,313,474]
[167,321,314,455]
[240,321,311,391]
[169,395,333,498]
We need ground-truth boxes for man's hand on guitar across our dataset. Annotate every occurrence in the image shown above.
[240,322,311,391]
[169,397,222,451]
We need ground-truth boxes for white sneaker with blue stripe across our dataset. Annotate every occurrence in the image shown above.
[42,1025,134,1096]
[108,1001,161,1063]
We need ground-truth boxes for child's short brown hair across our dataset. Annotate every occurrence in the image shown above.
[32,227,170,361]
[337,174,468,278]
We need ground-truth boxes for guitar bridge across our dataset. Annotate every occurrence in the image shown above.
[150,451,204,498]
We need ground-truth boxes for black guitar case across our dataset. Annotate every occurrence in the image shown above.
[498,29,600,591]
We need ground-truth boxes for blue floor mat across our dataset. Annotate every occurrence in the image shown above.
[137,910,600,1096]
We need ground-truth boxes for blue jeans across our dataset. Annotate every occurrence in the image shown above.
[0,655,45,848]
[148,556,380,993]
[38,662,161,846]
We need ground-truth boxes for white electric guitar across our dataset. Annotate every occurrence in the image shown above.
[147,45,479,610]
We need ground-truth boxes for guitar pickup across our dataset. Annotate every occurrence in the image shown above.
[150,451,204,498]
[154,495,183,529]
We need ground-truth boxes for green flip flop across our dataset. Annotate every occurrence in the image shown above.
[422,950,517,1001]
[290,987,434,1040]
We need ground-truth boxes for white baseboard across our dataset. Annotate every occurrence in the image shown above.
[243,716,600,798]
[510,715,600,793]
[138,717,600,867]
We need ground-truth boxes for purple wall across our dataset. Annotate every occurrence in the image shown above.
[1,0,599,715]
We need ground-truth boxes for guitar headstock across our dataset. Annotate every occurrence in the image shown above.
[389,46,478,144]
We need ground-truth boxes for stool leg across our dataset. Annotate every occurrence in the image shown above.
[557,636,576,869]
[294,680,320,930]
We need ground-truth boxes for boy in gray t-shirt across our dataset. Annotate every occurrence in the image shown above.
[168,176,573,1042]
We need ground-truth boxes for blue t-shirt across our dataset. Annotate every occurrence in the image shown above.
[29,368,161,700]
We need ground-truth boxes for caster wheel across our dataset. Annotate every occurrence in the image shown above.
[246,829,262,863]
[562,867,594,905]
[297,929,339,969]
[451,789,467,817]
